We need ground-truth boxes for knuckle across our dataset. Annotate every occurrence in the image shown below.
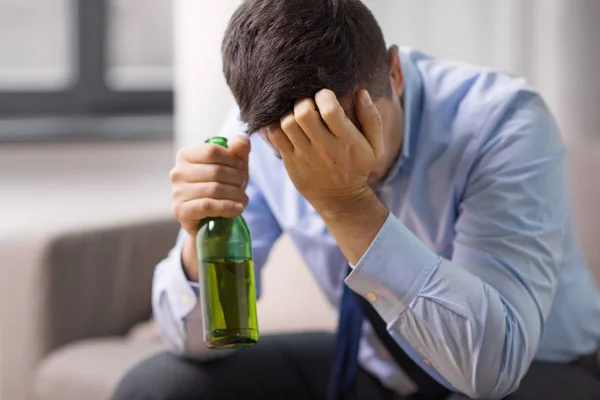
[208,165,226,181]
[315,89,335,104]
[172,202,183,219]
[203,144,220,160]
[321,147,336,160]
[320,105,338,120]
[205,182,222,198]
[175,149,186,162]
[295,107,314,124]
[280,113,297,132]
[320,88,335,97]
[216,201,227,214]
[169,167,181,182]
[197,199,211,214]
[241,171,249,187]
[172,185,183,200]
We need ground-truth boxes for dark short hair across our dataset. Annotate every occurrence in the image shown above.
[222,0,392,134]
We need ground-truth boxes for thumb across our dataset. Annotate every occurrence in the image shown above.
[356,90,384,160]
[229,135,251,166]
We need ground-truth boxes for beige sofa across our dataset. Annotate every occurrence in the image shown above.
[1,135,599,400]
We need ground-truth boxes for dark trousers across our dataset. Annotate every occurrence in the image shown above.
[112,332,600,400]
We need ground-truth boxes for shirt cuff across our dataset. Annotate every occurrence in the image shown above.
[345,214,441,322]
[159,251,199,321]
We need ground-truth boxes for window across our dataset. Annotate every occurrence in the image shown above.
[106,0,173,91]
[0,0,173,140]
[0,0,73,91]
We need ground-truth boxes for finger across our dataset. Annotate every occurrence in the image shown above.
[229,135,251,165]
[178,144,242,169]
[170,164,247,187]
[356,90,385,159]
[174,198,245,222]
[280,112,310,150]
[294,98,334,145]
[174,182,249,206]
[314,89,351,138]
[267,125,294,155]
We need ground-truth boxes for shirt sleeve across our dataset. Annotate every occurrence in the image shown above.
[345,94,567,399]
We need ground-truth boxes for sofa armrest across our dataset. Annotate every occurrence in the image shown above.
[42,217,180,348]
[0,217,179,399]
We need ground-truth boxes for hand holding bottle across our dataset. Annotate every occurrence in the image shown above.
[170,135,251,280]
[171,135,250,235]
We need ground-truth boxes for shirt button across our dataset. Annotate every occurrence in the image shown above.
[365,292,378,302]
[423,359,432,366]
[181,293,191,305]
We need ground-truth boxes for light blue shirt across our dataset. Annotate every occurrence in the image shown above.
[152,49,600,399]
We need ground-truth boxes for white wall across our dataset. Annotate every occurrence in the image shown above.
[174,0,241,149]
[362,0,600,139]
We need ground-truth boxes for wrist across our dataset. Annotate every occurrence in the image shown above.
[182,234,199,282]
[315,186,389,265]
[314,186,382,221]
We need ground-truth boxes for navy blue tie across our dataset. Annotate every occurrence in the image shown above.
[327,272,364,400]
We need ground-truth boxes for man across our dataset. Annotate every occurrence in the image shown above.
[113,0,600,399]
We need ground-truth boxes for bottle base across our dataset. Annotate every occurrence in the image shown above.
[205,329,259,349]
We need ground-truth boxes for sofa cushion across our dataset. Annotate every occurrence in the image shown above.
[35,338,164,400]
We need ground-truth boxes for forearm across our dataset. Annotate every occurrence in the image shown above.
[315,188,389,265]
[382,257,532,398]
[342,215,541,398]
[182,234,199,282]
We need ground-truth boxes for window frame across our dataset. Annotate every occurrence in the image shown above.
[0,0,173,118]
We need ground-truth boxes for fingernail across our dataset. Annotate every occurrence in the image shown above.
[234,203,244,212]
[362,90,373,106]
[238,159,244,169]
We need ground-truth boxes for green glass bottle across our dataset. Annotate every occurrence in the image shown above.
[197,136,259,349]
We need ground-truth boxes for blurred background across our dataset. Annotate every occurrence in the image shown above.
[1,1,599,399]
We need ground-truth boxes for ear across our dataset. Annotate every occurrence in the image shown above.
[387,45,404,98]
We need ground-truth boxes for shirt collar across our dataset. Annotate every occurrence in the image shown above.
[382,48,424,185]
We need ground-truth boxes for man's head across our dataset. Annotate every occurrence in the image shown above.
[222,0,406,183]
